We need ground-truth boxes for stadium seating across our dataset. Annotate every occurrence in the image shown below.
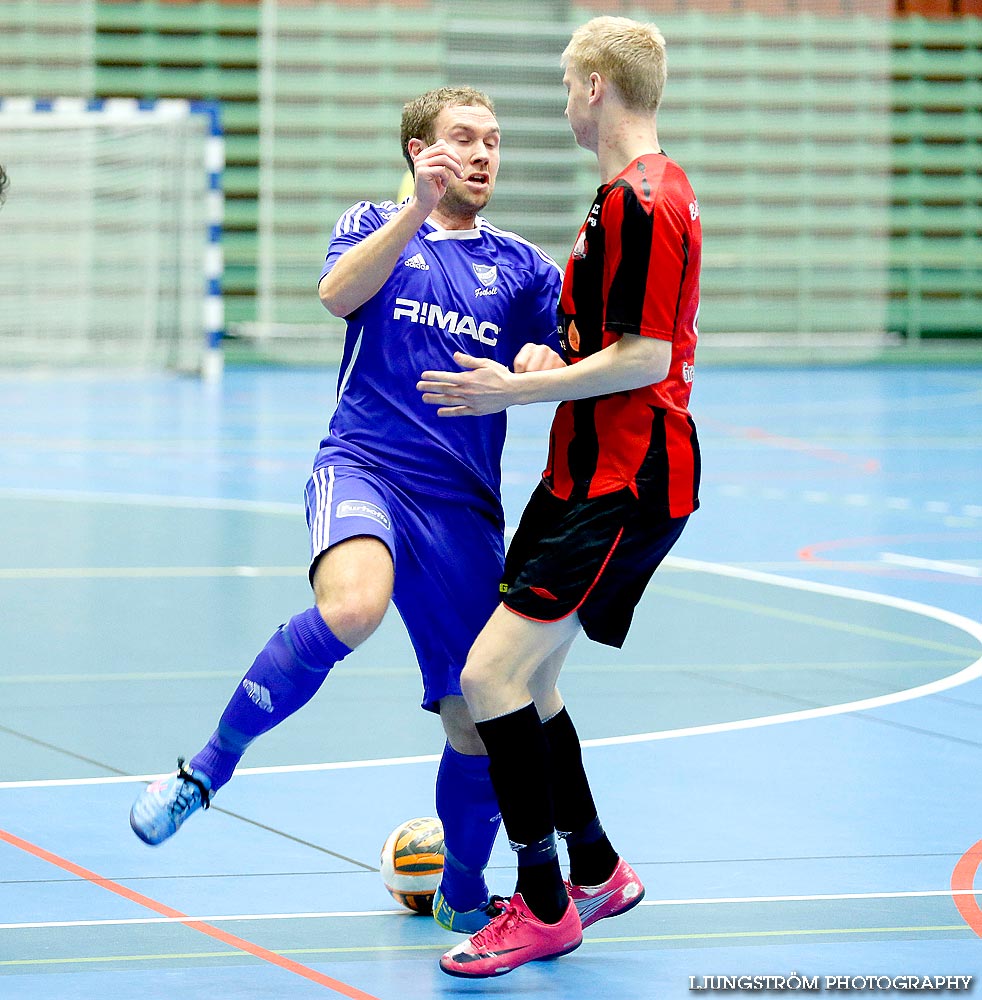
[0,1,977,341]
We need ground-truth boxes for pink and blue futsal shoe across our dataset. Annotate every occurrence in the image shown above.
[567,857,645,928]
[439,892,582,978]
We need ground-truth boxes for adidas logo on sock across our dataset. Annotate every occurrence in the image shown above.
[242,679,274,713]
[404,252,429,270]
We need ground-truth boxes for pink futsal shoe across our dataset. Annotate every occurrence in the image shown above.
[566,857,645,929]
[439,892,582,979]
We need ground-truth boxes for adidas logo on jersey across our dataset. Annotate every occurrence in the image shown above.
[404,253,429,270]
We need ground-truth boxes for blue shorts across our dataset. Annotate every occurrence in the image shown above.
[304,460,504,712]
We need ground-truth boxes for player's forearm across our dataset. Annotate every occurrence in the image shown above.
[510,334,671,405]
[318,199,431,318]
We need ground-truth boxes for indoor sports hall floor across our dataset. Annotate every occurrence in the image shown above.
[1,360,980,999]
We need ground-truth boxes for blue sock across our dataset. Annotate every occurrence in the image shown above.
[190,607,351,790]
[436,742,501,911]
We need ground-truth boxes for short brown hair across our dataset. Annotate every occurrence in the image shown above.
[562,16,667,113]
[400,87,495,172]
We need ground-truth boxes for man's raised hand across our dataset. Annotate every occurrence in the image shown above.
[411,139,463,215]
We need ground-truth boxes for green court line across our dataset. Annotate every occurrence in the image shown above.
[1,925,970,968]
[644,582,981,657]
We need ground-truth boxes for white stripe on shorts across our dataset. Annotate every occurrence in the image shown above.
[311,466,336,556]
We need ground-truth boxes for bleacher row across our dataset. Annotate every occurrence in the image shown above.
[1,1,979,341]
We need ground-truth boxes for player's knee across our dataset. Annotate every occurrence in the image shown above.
[461,654,536,720]
[444,716,485,755]
[315,593,385,648]
[459,658,496,708]
[440,697,486,754]
[528,675,563,717]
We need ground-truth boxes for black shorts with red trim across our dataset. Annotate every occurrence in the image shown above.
[500,483,689,648]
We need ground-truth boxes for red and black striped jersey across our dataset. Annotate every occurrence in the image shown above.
[544,152,701,516]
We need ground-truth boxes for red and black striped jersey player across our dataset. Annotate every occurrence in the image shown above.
[418,15,702,979]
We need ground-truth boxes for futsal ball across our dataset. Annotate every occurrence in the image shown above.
[380,816,445,915]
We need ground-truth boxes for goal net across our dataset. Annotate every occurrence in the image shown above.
[0,98,224,375]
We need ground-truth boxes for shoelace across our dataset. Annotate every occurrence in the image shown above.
[483,894,509,917]
[168,783,199,820]
[469,900,524,951]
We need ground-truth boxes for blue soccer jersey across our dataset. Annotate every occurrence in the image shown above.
[318,200,562,514]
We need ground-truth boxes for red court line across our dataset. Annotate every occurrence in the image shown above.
[799,532,982,586]
[700,417,880,474]
[0,826,382,999]
[951,839,982,938]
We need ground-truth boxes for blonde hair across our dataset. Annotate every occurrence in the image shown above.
[561,16,667,113]
[400,86,496,172]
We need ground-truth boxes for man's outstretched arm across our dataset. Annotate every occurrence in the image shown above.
[417,334,670,416]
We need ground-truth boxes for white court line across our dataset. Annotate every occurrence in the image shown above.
[2,888,979,931]
[0,487,300,516]
[582,557,982,749]
[880,552,982,579]
[1,558,980,790]
[0,754,444,790]
[0,566,301,581]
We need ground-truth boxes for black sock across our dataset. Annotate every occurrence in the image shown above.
[564,817,619,888]
[543,707,619,887]
[475,703,567,923]
[515,849,567,924]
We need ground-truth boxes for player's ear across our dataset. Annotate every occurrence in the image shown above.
[588,72,604,104]
[407,137,425,161]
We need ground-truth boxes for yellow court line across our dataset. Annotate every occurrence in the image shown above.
[567,657,969,675]
[0,944,442,968]
[1,565,978,658]
[583,925,972,944]
[1,659,967,687]
[1,925,970,968]
[1,555,978,775]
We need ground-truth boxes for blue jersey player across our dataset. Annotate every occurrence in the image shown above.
[129,87,564,935]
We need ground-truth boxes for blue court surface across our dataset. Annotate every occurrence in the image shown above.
[1,362,980,999]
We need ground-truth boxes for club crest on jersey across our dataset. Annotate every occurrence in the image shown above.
[336,500,391,530]
[572,230,587,259]
[472,263,497,287]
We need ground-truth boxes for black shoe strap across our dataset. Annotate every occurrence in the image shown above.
[176,756,211,810]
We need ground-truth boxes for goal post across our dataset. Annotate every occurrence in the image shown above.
[0,98,224,378]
